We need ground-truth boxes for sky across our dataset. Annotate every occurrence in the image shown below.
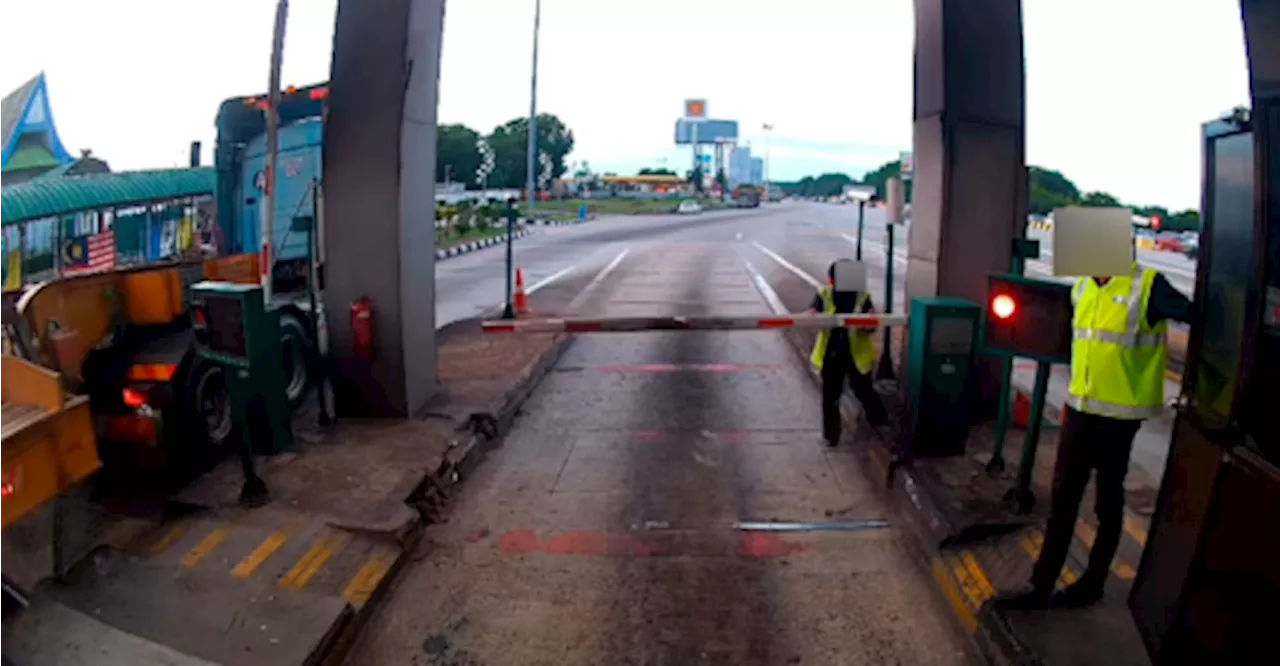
[1,0,1252,212]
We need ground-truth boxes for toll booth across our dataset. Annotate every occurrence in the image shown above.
[1128,109,1279,663]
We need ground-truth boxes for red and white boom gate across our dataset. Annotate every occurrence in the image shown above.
[481,313,910,334]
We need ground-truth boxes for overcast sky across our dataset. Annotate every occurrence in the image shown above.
[2,0,1251,211]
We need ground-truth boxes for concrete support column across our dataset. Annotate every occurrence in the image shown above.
[907,0,1026,402]
[323,0,444,417]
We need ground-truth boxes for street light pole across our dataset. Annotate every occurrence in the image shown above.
[525,0,542,214]
[761,123,773,190]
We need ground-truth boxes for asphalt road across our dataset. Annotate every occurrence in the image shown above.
[351,207,977,665]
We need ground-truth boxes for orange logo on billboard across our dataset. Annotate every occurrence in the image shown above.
[684,99,707,119]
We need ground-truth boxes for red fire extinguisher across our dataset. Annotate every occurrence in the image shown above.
[351,297,374,359]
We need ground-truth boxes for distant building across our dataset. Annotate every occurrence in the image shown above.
[729,146,764,187]
[2,73,109,185]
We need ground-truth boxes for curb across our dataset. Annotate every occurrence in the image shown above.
[434,228,535,261]
[317,333,576,664]
[778,330,1038,666]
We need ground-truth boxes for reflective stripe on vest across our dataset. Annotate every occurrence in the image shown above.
[809,288,876,375]
[1067,265,1168,420]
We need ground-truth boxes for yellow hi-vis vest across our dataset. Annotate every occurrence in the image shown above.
[1066,264,1168,420]
[810,287,877,375]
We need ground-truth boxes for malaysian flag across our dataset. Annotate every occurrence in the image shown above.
[62,229,117,276]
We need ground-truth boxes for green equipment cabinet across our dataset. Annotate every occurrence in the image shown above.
[905,297,982,457]
[189,282,294,457]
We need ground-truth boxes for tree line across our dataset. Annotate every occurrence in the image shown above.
[436,113,575,190]
[776,161,1201,231]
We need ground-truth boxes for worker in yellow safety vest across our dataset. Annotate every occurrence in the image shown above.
[807,259,889,447]
[996,261,1191,610]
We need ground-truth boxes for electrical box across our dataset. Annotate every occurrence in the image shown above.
[982,274,1073,364]
[905,297,981,457]
[190,281,293,454]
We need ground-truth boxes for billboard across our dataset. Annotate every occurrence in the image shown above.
[684,99,707,118]
[675,119,739,145]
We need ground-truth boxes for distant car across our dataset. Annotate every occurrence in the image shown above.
[677,200,702,215]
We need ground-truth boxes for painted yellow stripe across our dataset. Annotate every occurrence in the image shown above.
[1123,513,1148,547]
[951,558,985,611]
[278,530,350,591]
[932,556,978,634]
[182,524,233,568]
[231,520,304,578]
[343,555,392,609]
[1021,532,1079,586]
[960,551,996,603]
[147,523,191,557]
[1074,521,1138,580]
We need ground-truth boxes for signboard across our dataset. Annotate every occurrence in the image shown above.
[900,151,914,180]
[684,99,707,119]
[675,119,739,145]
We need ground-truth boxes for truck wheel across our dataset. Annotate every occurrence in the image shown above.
[278,310,316,409]
[187,359,234,450]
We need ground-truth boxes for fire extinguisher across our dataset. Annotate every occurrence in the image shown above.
[351,297,374,360]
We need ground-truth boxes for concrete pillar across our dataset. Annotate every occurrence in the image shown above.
[907,0,1025,402]
[323,0,444,417]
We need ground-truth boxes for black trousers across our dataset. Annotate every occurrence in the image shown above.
[821,347,889,444]
[1031,406,1141,592]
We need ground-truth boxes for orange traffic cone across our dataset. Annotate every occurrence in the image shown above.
[514,267,530,314]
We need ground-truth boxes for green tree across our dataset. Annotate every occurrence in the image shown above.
[638,167,676,176]
[436,124,481,187]
[1027,167,1081,215]
[687,166,705,193]
[715,170,728,193]
[484,113,576,189]
[859,160,913,202]
[1164,210,1201,232]
[1080,191,1122,207]
[776,172,856,198]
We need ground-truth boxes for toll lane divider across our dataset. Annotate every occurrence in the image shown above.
[482,313,909,334]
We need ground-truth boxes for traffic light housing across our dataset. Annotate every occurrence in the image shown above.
[982,274,1073,363]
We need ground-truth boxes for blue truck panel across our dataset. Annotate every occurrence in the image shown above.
[233,118,323,262]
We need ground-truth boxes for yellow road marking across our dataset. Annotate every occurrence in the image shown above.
[867,447,888,478]
[231,519,305,578]
[932,556,978,634]
[1074,521,1138,580]
[343,555,392,609]
[148,523,191,557]
[960,551,995,603]
[951,558,986,611]
[279,530,350,591]
[182,524,233,568]
[1123,513,1148,547]
[1021,532,1079,586]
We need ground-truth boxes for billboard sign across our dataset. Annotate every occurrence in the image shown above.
[675,119,739,145]
[900,151,914,180]
[684,99,707,119]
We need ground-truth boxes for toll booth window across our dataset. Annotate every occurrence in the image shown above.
[1192,130,1254,427]
[931,317,974,355]
[1245,106,1280,462]
[204,294,248,360]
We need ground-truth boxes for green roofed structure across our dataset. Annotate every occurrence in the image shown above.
[2,73,109,185]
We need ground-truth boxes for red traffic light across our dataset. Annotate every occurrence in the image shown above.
[991,294,1017,320]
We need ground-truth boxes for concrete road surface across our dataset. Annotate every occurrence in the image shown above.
[350,209,976,665]
[435,209,755,328]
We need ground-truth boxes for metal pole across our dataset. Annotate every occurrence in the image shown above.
[987,356,1013,473]
[855,200,865,261]
[503,200,516,319]
[1006,361,1051,512]
[525,0,542,214]
[877,220,896,380]
[261,0,288,305]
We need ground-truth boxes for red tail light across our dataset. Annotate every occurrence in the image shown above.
[122,388,149,408]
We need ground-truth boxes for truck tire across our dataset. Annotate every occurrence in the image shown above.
[277,309,316,410]
[184,358,234,452]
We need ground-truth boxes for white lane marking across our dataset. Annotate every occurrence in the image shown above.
[527,264,576,295]
[566,248,630,312]
[742,260,788,315]
[751,241,823,289]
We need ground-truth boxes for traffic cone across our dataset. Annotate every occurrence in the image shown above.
[514,267,530,314]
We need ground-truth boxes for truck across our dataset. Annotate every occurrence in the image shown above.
[732,184,762,208]
[5,83,331,483]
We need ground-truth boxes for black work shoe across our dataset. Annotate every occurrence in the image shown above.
[1050,581,1105,608]
[991,586,1052,611]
